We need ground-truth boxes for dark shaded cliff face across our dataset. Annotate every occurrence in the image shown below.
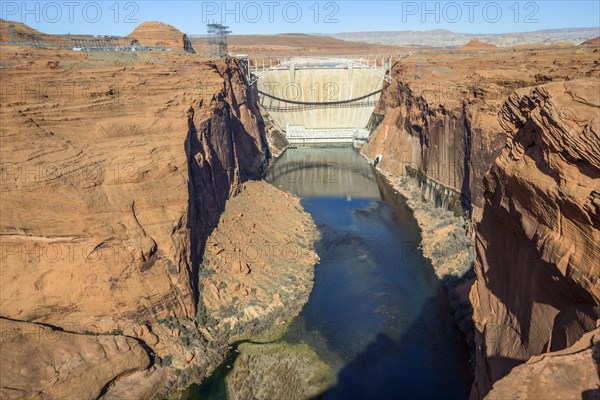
[365,63,508,213]
[470,79,600,399]
[186,58,267,303]
[363,46,599,400]
[0,49,271,397]
[365,45,598,213]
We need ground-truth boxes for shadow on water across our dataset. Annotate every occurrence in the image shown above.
[190,146,472,399]
[272,147,471,399]
[309,287,470,400]
[297,198,471,399]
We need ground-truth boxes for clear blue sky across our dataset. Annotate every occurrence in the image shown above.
[2,1,599,36]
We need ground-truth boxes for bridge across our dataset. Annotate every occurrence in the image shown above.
[241,55,403,146]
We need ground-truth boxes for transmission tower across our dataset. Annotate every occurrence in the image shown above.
[207,23,231,58]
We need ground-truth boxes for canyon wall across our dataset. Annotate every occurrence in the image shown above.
[364,44,599,398]
[364,45,598,214]
[0,49,262,333]
[470,79,600,399]
[0,46,316,398]
[364,63,507,215]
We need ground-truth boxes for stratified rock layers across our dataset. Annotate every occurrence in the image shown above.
[0,46,316,398]
[363,46,599,399]
[485,328,600,400]
[364,45,598,213]
[0,318,151,400]
[0,49,262,333]
[470,79,600,398]
[364,63,508,213]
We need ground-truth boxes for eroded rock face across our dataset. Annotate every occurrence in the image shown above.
[364,44,598,212]
[0,318,150,400]
[0,46,284,397]
[485,328,600,400]
[185,57,269,303]
[365,63,508,214]
[363,44,599,399]
[127,21,194,51]
[0,48,264,332]
[1,48,204,332]
[470,79,600,398]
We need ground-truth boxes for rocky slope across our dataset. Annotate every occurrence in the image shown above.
[0,45,317,398]
[485,328,600,400]
[470,79,600,398]
[198,181,318,339]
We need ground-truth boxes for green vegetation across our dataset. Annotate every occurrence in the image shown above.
[225,341,335,400]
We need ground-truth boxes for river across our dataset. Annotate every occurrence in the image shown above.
[187,146,471,400]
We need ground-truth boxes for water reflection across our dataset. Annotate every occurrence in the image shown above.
[265,147,380,200]
[267,147,470,400]
[189,147,470,400]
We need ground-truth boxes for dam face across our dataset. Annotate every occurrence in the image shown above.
[253,57,389,145]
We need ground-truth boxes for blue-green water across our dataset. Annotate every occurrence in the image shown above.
[188,147,470,400]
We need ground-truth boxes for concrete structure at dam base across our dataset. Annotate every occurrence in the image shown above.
[285,124,370,147]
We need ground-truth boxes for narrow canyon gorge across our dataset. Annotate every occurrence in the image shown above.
[364,41,600,399]
[1,19,599,400]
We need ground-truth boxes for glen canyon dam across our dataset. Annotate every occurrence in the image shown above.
[0,1,599,400]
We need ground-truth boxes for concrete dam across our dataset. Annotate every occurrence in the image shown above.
[247,55,397,145]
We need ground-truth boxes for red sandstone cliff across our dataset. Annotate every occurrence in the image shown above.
[0,46,317,398]
[364,45,599,399]
[470,79,600,399]
[128,21,194,51]
[486,328,600,399]
[364,44,598,214]
[365,65,506,214]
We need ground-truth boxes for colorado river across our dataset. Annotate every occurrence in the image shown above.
[189,146,470,399]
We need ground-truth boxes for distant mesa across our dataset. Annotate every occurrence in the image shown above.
[461,39,498,50]
[127,21,194,52]
[0,19,53,43]
[0,19,194,52]
[580,36,600,46]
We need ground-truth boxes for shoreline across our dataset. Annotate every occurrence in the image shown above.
[187,145,477,399]
[172,179,321,399]
[362,153,476,351]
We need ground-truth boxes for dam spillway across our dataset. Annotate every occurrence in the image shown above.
[248,56,396,145]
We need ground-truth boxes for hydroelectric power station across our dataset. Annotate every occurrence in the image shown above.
[244,55,401,146]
